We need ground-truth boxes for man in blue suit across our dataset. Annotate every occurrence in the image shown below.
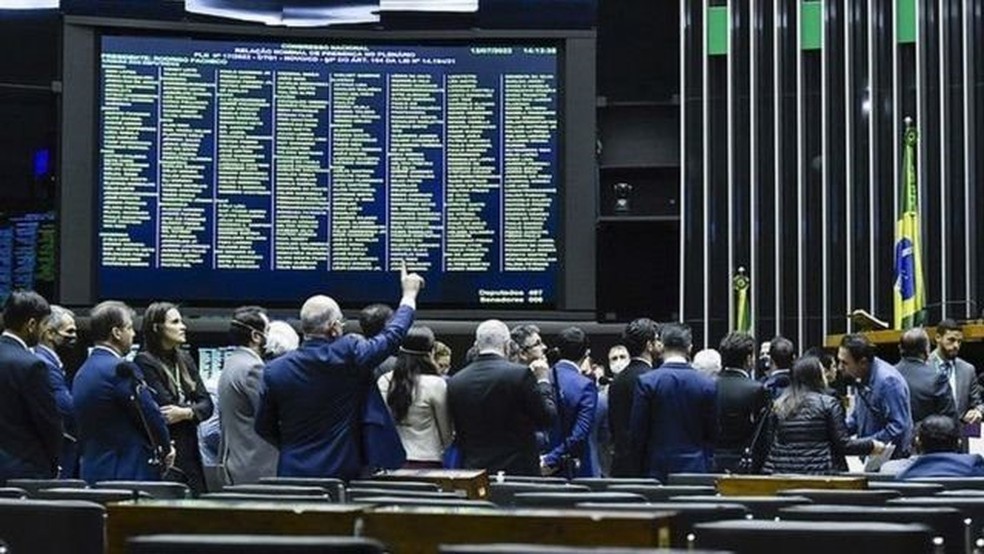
[35,305,79,479]
[73,301,173,483]
[898,415,984,478]
[255,264,424,479]
[542,326,598,477]
[0,291,62,482]
[629,322,717,481]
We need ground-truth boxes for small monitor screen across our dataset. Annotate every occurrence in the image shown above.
[97,35,561,309]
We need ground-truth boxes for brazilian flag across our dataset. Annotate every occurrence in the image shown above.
[733,267,751,332]
[893,119,926,330]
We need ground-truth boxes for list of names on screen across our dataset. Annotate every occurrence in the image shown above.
[98,36,560,307]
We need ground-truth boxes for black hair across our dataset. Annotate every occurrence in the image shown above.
[899,328,930,359]
[386,326,437,423]
[769,336,795,369]
[917,415,962,454]
[802,346,835,372]
[2,290,50,332]
[510,324,541,350]
[775,356,826,419]
[936,319,962,336]
[555,326,589,362]
[141,301,195,392]
[359,303,394,337]
[659,322,692,353]
[719,331,756,369]
[621,318,659,357]
[839,333,876,364]
[229,306,267,347]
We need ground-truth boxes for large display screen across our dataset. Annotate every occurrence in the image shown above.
[96,35,561,308]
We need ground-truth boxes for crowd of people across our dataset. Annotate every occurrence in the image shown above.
[1,271,983,490]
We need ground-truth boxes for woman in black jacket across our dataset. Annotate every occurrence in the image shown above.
[764,357,884,474]
[135,302,214,494]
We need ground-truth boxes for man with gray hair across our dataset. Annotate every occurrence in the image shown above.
[255,264,424,479]
[448,320,556,475]
[35,305,79,478]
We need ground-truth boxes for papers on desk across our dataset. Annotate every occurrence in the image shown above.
[863,443,896,473]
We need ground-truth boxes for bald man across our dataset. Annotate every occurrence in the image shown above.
[255,265,424,479]
[895,327,957,427]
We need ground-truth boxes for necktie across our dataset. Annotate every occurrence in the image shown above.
[942,361,954,380]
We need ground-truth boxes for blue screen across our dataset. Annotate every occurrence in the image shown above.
[97,36,561,308]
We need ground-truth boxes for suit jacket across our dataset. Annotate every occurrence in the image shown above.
[608,358,653,476]
[35,344,79,478]
[0,335,62,480]
[135,350,214,494]
[763,369,791,400]
[628,361,717,481]
[930,352,983,417]
[254,305,414,479]
[714,367,769,473]
[447,353,556,476]
[72,348,171,483]
[218,347,278,484]
[543,360,598,477]
[897,452,984,479]
[895,357,958,425]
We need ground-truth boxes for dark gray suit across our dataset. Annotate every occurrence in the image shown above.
[218,347,278,484]
[895,357,957,425]
[930,352,983,418]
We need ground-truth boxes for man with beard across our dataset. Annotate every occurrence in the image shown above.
[930,319,983,451]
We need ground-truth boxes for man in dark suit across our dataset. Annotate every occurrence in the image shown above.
[629,323,717,481]
[542,327,598,477]
[255,265,423,479]
[0,290,61,483]
[930,319,984,451]
[714,331,769,473]
[361,303,396,379]
[895,327,957,427]
[448,319,556,476]
[609,318,661,476]
[898,415,984,479]
[35,305,79,479]
[218,305,278,485]
[73,301,174,483]
[763,336,794,399]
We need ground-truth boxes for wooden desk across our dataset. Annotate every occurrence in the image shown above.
[716,475,867,496]
[371,469,490,499]
[362,506,673,554]
[824,323,984,348]
[105,500,368,554]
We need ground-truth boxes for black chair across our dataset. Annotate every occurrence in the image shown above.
[869,481,945,497]
[671,495,812,519]
[199,493,332,503]
[126,534,386,553]
[890,497,984,541]
[438,545,729,553]
[911,477,984,490]
[607,485,715,502]
[665,473,724,487]
[223,484,332,499]
[348,480,439,492]
[500,476,569,484]
[0,498,105,554]
[353,496,496,508]
[570,478,660,491]
[576,502,749,548]
[96,481,191,499]
[0,488,27,499]
[776,488,900,506]
[7,478,86,496]
[694,520,933,553]
[260,477,346,502]
[346,488,465,501]
[33,487,152,504]
[780,504,966,554]
[512,492,646,508]
[489,483,591,506]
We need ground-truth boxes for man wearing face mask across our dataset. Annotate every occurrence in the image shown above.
[35,305,79,478]
[218,305,277,484]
